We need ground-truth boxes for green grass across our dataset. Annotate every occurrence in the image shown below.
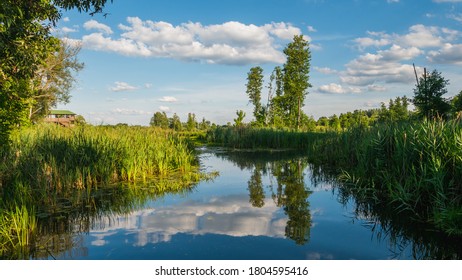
[0,205,36,259]
[206,121,462,236]
[205,126,332,150]
[309,119,462,235]
[1,124,199,190]
[0,124,212,258]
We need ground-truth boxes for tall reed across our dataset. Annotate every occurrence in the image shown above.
[1,124,199,191]
[206,126,331,150]
[0,205,36,259]
[206,122,462,235]
[309,119,462,235]
[0,124,213,258]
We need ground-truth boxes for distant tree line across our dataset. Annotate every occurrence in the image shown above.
[150,111,214,131]
[314,68,462,132]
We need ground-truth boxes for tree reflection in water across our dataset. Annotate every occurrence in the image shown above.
[4,149,462,259]
[219,149,462,259]
[219,150,312,245]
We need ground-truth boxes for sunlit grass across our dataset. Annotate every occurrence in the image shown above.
[206,121,462,236]
[0,124,212,258]
[0,206,36,259]
[1,124,199,190]
[309,119,462,235]
[205,126,332,150]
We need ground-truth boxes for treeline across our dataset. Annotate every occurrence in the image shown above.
[315,96,411,131]
[149,111,215,131]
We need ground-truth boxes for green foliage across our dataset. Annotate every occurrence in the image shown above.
[0,205,37,259]
[150,111,169,129]
[413,69,451,119]
[243,36,311,130]
[309,119,462,235]
[29,40,84,122]
[186,113,198,131]
[0,0,112,144]
[169,113,182,131]
[53,0,113,16]
[206,126,331,150]
[268,66,285,128]
[234,110,246,127]
[282,35,311,130]
[246,66,265,126]
[451,90,462,116]
[198,117,211,130]
[1,124,200,190]
[378,96,411,123]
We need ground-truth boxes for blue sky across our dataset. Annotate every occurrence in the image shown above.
[56,0,462,125]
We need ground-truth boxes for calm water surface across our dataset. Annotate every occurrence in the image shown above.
[37,149,459,260]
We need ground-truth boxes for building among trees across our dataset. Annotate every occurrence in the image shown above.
[44,110,76,127]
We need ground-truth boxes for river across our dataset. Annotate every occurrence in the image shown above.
[26,148,461,260]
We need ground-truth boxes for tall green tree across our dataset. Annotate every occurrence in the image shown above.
[150,111,169,129]
[0,0,112,144]
[169,113,182,131]
[378,96,411,123]
[186,113,197,131]
[268,66,285,128]
[413,69,451,119]
[29,40,84,122]
[282,35,311,130]
[246,66,265,126]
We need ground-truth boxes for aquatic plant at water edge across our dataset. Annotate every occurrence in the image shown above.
[1,124,199,190]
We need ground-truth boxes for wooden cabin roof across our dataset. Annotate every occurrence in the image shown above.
[49,110,76,116]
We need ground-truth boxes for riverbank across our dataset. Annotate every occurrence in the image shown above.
[206,120,462,236]
[0,124,210,258]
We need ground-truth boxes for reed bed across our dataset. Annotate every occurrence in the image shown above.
[206,122,462,235]
[0,206,36,259]
[309,119,462,235]
[0,124,206,257]
[206,126,332,150]
[1,124,198,190]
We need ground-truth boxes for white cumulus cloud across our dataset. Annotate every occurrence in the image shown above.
[79,18,305,65]
[158,96,178,102]
[314,66,338,75]
[318,83,361,94]
[344,24,461,87]
[83,19,113,35]
[427,43,462,64]
[110,82,139,92]
[159,106,171,112]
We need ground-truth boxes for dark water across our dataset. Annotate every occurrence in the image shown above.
[27,149,461,260]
